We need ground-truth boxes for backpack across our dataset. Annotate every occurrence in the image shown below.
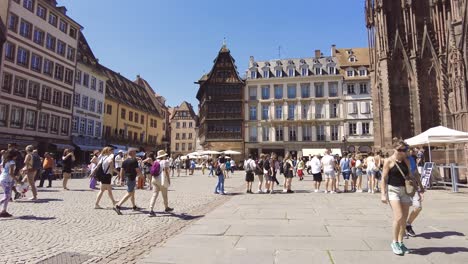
[283,160,291,174]
[32,153,42,170]
[91,157,110,182]
[341,158,351,172]
[150,161,161,177]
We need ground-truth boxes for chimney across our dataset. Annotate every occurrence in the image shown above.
[315,49,321,58]
[331,44,336,56]
[249,56,255,68]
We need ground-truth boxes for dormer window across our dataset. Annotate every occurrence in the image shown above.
[347,50,353,55]
[315,68,321,75]
[276,70,282,78]
[347,70,354,77]
[359,69,367,76]
[289,68,295,77]
[263,70,269,78]
[302,68,308,76]
[329,67,335,75]
[349,56,356,62]
[250,71,257,79]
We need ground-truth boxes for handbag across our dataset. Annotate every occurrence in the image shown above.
[394,160,416,197]
[89,177,97,189]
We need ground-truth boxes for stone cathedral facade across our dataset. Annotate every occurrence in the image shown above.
[366,0,468,151]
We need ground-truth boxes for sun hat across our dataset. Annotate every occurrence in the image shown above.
[156,150,168,159]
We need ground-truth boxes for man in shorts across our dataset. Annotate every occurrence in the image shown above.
[243,155,256,193]
[406,149,425,237]
[114,148,142,215]
[311,154,322,192]
[321,149,336,193]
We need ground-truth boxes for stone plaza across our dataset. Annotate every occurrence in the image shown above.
[1,170,468,264]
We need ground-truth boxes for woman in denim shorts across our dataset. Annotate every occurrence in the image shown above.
[381,139,421,256]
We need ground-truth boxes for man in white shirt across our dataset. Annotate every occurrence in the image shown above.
[311,155,322,192]
[149,150,174,217]
[321,149,336,193]
[243,155,256,193]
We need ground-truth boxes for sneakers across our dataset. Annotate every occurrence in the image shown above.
[314,189,319,193]
[330,191,337,194]
[406,225,416,237]
[324,190,329,194]
[282,190,288,193]
[257,189,263,194]
[113,205,122,215]
[287,190,294,193]
[165,207,174,213]
[149,211,156,217]
[132,206,141,211]
[356,190,363,193]
[399,242,410,254]
[391,242,403,255]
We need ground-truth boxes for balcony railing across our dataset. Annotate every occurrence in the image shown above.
[315,114,324,119]
[249,136,258,142]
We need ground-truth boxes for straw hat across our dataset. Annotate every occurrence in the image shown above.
[156,150,168,159]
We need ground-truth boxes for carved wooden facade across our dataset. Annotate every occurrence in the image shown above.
[366,0,468,150]
[196,45,245,153]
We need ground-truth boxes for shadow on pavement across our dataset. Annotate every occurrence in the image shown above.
[16,215,57,221]
[37,189,60,192]
[411,247,468,255]
[418,231,465,239]
[17,198,63,203]
[163,212,204,221]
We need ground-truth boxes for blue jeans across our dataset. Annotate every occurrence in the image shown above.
[215,175,224,193]
[209,167,213,176]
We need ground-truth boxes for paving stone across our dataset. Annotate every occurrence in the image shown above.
[274,250,332,264]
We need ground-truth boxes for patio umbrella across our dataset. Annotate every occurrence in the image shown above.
[223,150,241,155]
[187,152,201,156]
[200,150,222,155]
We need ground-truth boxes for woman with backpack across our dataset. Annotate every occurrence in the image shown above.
[21,145,38,200]
[94,147,117,209]
[283,153,294,193]
[214,157,226,195]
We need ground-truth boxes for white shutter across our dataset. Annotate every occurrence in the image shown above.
[347,103,354,114]
[366,102,371,113]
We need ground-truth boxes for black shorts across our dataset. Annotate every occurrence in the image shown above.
[284,173,294,179]
[245,172,254,182]
[265,173,274,182]
[100,174,112,184]
[313,173,322,182]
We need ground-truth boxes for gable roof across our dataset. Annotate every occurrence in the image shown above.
[100,66,161,117]
[134,75,168,114]
[170,101,198,122]
[335,48,370,67]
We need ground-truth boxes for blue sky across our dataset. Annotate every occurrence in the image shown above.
[63,0,368,109]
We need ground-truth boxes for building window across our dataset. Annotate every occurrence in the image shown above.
[359,69,367,76]
[261,85,270,99]
[121,108,126,119]
[91,77,96,90]
[46,34,56,51]
[287,85,296,99]
[329,67,335,74]
[301,83,310,98]
[129,111,133,122]
[81,96,88,110]
[175,133,180,140]
[0,104,9,127]
[61,117,69,135]
[134,113,139,124]
[48,13,57,27]
[302,67,308,76]
[276,125,284,141]
[87,119,94,136]
[25,110,36,130]
[33,28,45,46]
[13,77,27,96]
[289,126,297,141]
[57,40,66,56]
[302,104,309,119]
[74,93,80,107]
[302,125,312,141]
[315,67,321,75]
[72,116,78,133]
[362,122,370,135]
[54,64,64,81]
[66,46,75,61]
[316,125,325,141]
[348,102,358,114]
[315,103,324,119]
[263,70,269,78]
[52,90,62,107]
[4,42,15,61]
[249,126,257,142]
[83,73,89,87]
[95,122,102,137]
[249,106,257,120]
[361,101,371,114]
[188,143,193,151]
[49,115,59,134]
[41,86,51,103]
[59,19,68,33]
[347,70,354,77]
[347,84,355,94]
[23,0,34,12]
[2,72,13,93]
[97,101,103,114]
[262,105,269,120]
[17,47,30,68]
[79,118,86,135]
[98,81,104,93]
[315,83,324,98]
[359,83,368,94]
[349,56,356,62]
[329,82,338,97]
[175,143,179,151]
[330,103,339,118]
[189,121,193,128]
[89,98,95,112]
[349,123,357,135]
[248,86,257,100]
[288,104,295,120]
[250,71,256,79]
[106,104,112,115]
[181,143,186,151]
[262,126,269,141]
[10,106,23,128]
[43,59,53,76]
[27,81,40,100]
[31,53,42,72]
[19,19,32,39]
[275,69,282,78]
[275,105,283,120]
[69,27,77,39]
[289,68,295,77]
[140,115,144,124]
[331,125,339,141]
[8,13,19,33]
[38,113,48,132]
[188,133,193,139]
[36,4,46,19]
[64,68,73,84]
[273,85,283,99]
[75,70,82,84]
[176,122,180,128]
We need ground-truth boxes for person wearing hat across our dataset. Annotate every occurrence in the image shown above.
[114,148,142,215]
[149,150,174,217]
[113,150,124,185]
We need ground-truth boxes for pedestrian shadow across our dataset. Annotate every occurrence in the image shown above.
[224,192,243,196]
[293,190,311,194]
[17,198,63,203]
[418,231,465,239]
[164,212,204,221]
[16,215,56,221]
[37,189,60,192]
[411,247,468,255]
[71,189,95,192]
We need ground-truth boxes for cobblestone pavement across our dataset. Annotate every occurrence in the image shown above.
[0,171,245,264]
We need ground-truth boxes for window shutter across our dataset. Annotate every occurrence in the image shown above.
[347,103,354,114]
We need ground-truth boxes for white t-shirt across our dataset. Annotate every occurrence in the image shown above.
[0,160,15,182]
[356,160,362,169]
[321,154,335,173]
[101,154,114,174]
[311,157,321,174]
[158,159,169,177]
[114,154,124,168]
[244,159,256,171]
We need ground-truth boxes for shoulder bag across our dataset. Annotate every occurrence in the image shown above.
[394,160,416,197]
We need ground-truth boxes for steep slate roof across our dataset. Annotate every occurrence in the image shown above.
[249,56,339,78]
[77,32,102,73]
[335,48,370,67]
[134,75,168,115]
[171,101,198,123]
[100,66,161,117]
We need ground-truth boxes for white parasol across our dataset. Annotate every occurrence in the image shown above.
[222,150,241,155]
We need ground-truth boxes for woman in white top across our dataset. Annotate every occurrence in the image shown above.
[94,147,117,209]
[365,153,377,193]
[1,150,17,217]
